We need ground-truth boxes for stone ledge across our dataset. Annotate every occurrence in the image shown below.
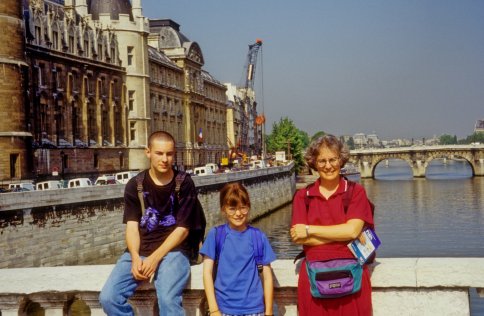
[0,258,483,315]
[0,258,483,294]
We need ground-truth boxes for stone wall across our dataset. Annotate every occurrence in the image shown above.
[0,164,295,268]
[0,258,483,315]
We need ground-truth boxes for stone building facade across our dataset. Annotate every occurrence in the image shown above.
[19,0,128,180]
[0,0,31,181]
[0,0,231,182]
[148,19,228,168]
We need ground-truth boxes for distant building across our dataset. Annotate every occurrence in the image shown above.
[148,19,228,167]
[353,133,367,148]
[475,120,484,133]
[367,133,381,148]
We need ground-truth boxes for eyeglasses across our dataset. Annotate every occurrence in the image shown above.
[225,206,250,215]
[317,157,340,167]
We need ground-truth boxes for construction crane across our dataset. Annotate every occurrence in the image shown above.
[238,39,263,157]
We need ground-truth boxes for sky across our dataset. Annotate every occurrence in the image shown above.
[140,0,484,140]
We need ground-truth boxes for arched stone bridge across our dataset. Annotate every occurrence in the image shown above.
[349,145,484,178]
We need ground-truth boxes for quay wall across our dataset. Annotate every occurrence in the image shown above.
[0,258,483,315]
[0,164,295,268]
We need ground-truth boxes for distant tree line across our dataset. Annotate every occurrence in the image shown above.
[439,132,484,145]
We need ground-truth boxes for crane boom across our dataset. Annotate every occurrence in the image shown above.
[239,39,263,156]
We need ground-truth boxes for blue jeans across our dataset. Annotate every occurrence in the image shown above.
[99,251,190,316]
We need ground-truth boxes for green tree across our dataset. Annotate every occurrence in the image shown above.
[311,131,326,141]
[266,117,307,171]
[299,130,310,148]
[439,134,457,145]
[346,136,355,150]
[459,132,484,144]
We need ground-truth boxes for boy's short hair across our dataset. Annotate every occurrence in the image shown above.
[219,182,251,209]
[148,131,175,149]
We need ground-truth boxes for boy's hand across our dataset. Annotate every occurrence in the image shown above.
[131,256,148,280]
[141,255,162,279]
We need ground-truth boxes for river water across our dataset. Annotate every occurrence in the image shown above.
[252,159,484,314]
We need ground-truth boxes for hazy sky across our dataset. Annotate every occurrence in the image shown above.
[141,0,484,140]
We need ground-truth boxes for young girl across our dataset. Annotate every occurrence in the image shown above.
[200,182,276,316]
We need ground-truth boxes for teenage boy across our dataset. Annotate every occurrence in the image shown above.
[100,131,198,316]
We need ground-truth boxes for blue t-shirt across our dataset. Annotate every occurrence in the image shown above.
[200,224,276,315]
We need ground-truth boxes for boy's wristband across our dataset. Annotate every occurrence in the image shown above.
[305,225,310,237]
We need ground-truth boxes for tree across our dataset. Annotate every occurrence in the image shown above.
[266,117,307,171]
[459,132,484,144]
[347,137,355,150]
[439,134,457,145]
[311,131,326,141]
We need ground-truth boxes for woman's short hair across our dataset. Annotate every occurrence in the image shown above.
[147,131,175,149]
[219,182,251,209]
[304,134,350,170]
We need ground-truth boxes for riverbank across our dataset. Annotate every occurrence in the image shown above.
[0,258,482,315]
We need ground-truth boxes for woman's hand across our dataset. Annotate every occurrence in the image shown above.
[290,224,309,241]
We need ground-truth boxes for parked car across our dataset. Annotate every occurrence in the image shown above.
[36,180,63,190]
[68,178,93,188]
[95,175,119,185]
[115,171,139,184]
[8,182,35,191]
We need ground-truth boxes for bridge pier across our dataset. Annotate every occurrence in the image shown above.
[359,161,373,178]
[411,160,426,177]
[475,159,484,176]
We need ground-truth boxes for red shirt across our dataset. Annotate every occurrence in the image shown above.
[291,177,373,261]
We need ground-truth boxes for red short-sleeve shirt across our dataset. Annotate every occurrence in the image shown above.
[291,177,373,261]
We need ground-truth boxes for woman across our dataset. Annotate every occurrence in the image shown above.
[290,135,374,315]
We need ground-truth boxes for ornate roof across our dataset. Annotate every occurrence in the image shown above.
[87,0,133,21]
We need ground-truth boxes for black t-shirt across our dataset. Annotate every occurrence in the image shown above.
[123,170,198,256]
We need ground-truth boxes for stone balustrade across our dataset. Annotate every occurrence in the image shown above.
[0,258,483,315]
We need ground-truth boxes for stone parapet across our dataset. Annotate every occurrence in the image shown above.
[0,258,482,315]
[0,164,295,268]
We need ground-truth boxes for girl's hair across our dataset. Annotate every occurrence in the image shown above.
[304,134,350,170]
[219,182,251,209]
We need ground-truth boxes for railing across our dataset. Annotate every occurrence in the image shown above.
[0,258,483,315]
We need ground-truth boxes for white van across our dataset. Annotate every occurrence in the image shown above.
[68,178,92,188]
[36,180,63,190]
[205,163,219,173]
[8,182,35,191]
[115,171,139,184]
[193,166,214,176]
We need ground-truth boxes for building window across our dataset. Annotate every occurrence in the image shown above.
[69,34,75,53]
[38,64,46,87]
[55,67,63,90]
[10,154,18,178]
[128,90,135,111]
[94,153,99,168]
[98,43,103,61]
[130,122,136,141]
[52,31,58,50]
[127,46,134,66]
[100,77,106,96]
[110,47,116,63]
[35,25,41,45]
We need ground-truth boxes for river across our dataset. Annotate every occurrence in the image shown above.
[252,158,484,314]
